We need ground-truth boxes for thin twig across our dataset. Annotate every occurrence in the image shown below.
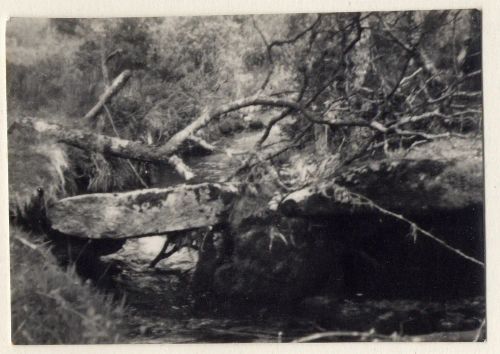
[252,17,274,91]
[226,123,312,182]
[348,191,484,268]
[268,14,323,50]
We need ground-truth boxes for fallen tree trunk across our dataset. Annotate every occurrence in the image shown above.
[17,94,317,178]
[83,70,132,122]
[17,117,195,180]
[186,135,217,153]
[47,183,239,239]
[16,93,407,180]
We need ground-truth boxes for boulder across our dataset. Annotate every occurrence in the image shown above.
[280,151,483,216]
[210,218,345,306]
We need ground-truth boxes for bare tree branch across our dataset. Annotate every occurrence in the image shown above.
[252,17,274,91]
[268,14,323,50]
[347,190,484,268]
[105,48,123,63]
[83,70,132,122]
[257,69,310,147]
[100,43,111,87]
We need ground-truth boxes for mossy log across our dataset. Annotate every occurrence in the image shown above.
[47,183,239,239]
[16,117,196,180]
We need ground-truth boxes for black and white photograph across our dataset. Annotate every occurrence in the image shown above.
[5,8,486,344]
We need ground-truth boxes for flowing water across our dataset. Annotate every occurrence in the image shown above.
[97,126,485,343]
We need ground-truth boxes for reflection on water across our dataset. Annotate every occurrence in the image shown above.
[136,236,166,256]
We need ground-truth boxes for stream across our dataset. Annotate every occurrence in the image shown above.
[97,126,484,343]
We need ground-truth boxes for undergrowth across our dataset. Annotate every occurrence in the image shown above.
[10,227,126,344]
[8,124,74,225]
[8,119,129,344]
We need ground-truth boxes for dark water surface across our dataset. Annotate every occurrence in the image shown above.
[102,245,485,343]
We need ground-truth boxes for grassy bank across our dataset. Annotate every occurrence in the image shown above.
[8,113,129,344]
[10,227,126,344]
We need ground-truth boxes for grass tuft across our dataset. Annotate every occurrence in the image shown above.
[8,125,73,225]
[10,227,126,344]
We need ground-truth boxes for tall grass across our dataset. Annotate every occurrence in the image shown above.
[8,119,128,344]
[8,124,74,227]
[10,227,126,344]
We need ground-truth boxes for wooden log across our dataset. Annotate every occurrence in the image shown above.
[83,70,132,122]
[187,135,217,153]
[17,117,194,180]
[19,94,386,178]
[18,94,327,178]
[47,183,239,239]
[168,155,195,180]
